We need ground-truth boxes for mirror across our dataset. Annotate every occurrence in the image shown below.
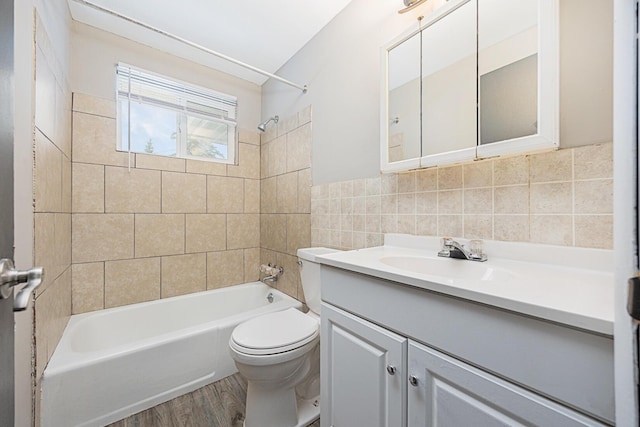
[479,0,538,145]
[381,0,557,173]
[387,32,421,164]
[421,0,477,166]
[477,0,558,157]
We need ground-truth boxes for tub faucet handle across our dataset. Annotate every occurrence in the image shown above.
[260,265,284,284]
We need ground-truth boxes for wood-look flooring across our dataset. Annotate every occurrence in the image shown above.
[107,373,321,427]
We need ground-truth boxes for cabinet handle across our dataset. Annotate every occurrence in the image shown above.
[386,365,397,375]
[409,375,418,386]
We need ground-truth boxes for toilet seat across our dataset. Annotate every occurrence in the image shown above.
[230,308,319,356]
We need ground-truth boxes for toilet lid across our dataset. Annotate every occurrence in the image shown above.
[231,308,319,354]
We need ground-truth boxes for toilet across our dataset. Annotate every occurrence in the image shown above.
[229,247,340,427]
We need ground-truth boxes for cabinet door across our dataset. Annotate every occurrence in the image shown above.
[476,0,559,159]
[408,341,606,427]
[321,303,407,427]
[420,0,477,167]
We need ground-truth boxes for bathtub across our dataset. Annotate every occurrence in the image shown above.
[40,282,302,427]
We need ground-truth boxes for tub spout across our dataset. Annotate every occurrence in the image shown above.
[261,275,278,284]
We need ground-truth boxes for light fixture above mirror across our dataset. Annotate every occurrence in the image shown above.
[398,0,429,14]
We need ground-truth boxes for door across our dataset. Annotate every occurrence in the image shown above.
[614,0,640,424]
[635,1,640,424]
[321,303,407,427]
[0,0,15,424]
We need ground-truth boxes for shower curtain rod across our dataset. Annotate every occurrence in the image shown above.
[71,0,308,93]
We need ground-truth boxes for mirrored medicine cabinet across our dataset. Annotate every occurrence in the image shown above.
[381,0,559,173]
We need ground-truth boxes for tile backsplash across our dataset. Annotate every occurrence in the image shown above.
[311,143,613,250]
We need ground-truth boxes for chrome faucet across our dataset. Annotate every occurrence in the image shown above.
[438,237,487,262]
[260,265,284,284]
[261,274,278,284]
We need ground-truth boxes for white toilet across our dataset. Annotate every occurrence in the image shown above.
[229,247,340,427]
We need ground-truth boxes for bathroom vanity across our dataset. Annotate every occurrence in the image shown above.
[318,235,613,427]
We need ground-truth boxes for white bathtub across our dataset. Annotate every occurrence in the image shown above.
[40,282,302,427]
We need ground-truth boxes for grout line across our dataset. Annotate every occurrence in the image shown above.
[205,252,209,291]
[490,160,495,240]
[436,169,440,236]
[102,261,106,309]
[461,166,465,238]
[571,148,576,246]
[132,213,136,259]
[159,256,163,299]
[160,170,164,214]
[103,165,106,214]
[527,155,532,243]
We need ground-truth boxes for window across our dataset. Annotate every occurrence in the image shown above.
[116,63,237,164]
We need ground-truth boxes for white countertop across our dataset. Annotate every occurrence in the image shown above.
[316,234,614,336]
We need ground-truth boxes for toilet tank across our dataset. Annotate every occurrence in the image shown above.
[297,247,342,315]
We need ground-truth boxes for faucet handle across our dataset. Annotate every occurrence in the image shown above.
[469,239,487,261]
[438,237,452,257]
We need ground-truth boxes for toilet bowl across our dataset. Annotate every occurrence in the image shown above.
[229,247,340,427]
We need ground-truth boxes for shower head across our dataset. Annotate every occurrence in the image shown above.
[258,115,279,132]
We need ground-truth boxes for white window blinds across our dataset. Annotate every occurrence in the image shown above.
[116,63,237,164]
[116,63,237,122]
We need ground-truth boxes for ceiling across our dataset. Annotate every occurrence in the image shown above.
[67,0,354,86]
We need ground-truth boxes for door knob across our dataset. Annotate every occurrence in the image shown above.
[0,259,44,311]
[386,365,397,375]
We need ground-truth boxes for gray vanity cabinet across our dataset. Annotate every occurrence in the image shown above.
[321,302,607,427]
[320,303,406,427]
[320,265,613,427]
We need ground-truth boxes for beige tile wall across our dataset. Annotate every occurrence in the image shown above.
[311,142,613,250]
[260,108,312,303]
[70,92,611,318]
[71,93,262,314]
[33,15,73,384]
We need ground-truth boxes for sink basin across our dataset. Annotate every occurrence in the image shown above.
[379,256,515,282]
